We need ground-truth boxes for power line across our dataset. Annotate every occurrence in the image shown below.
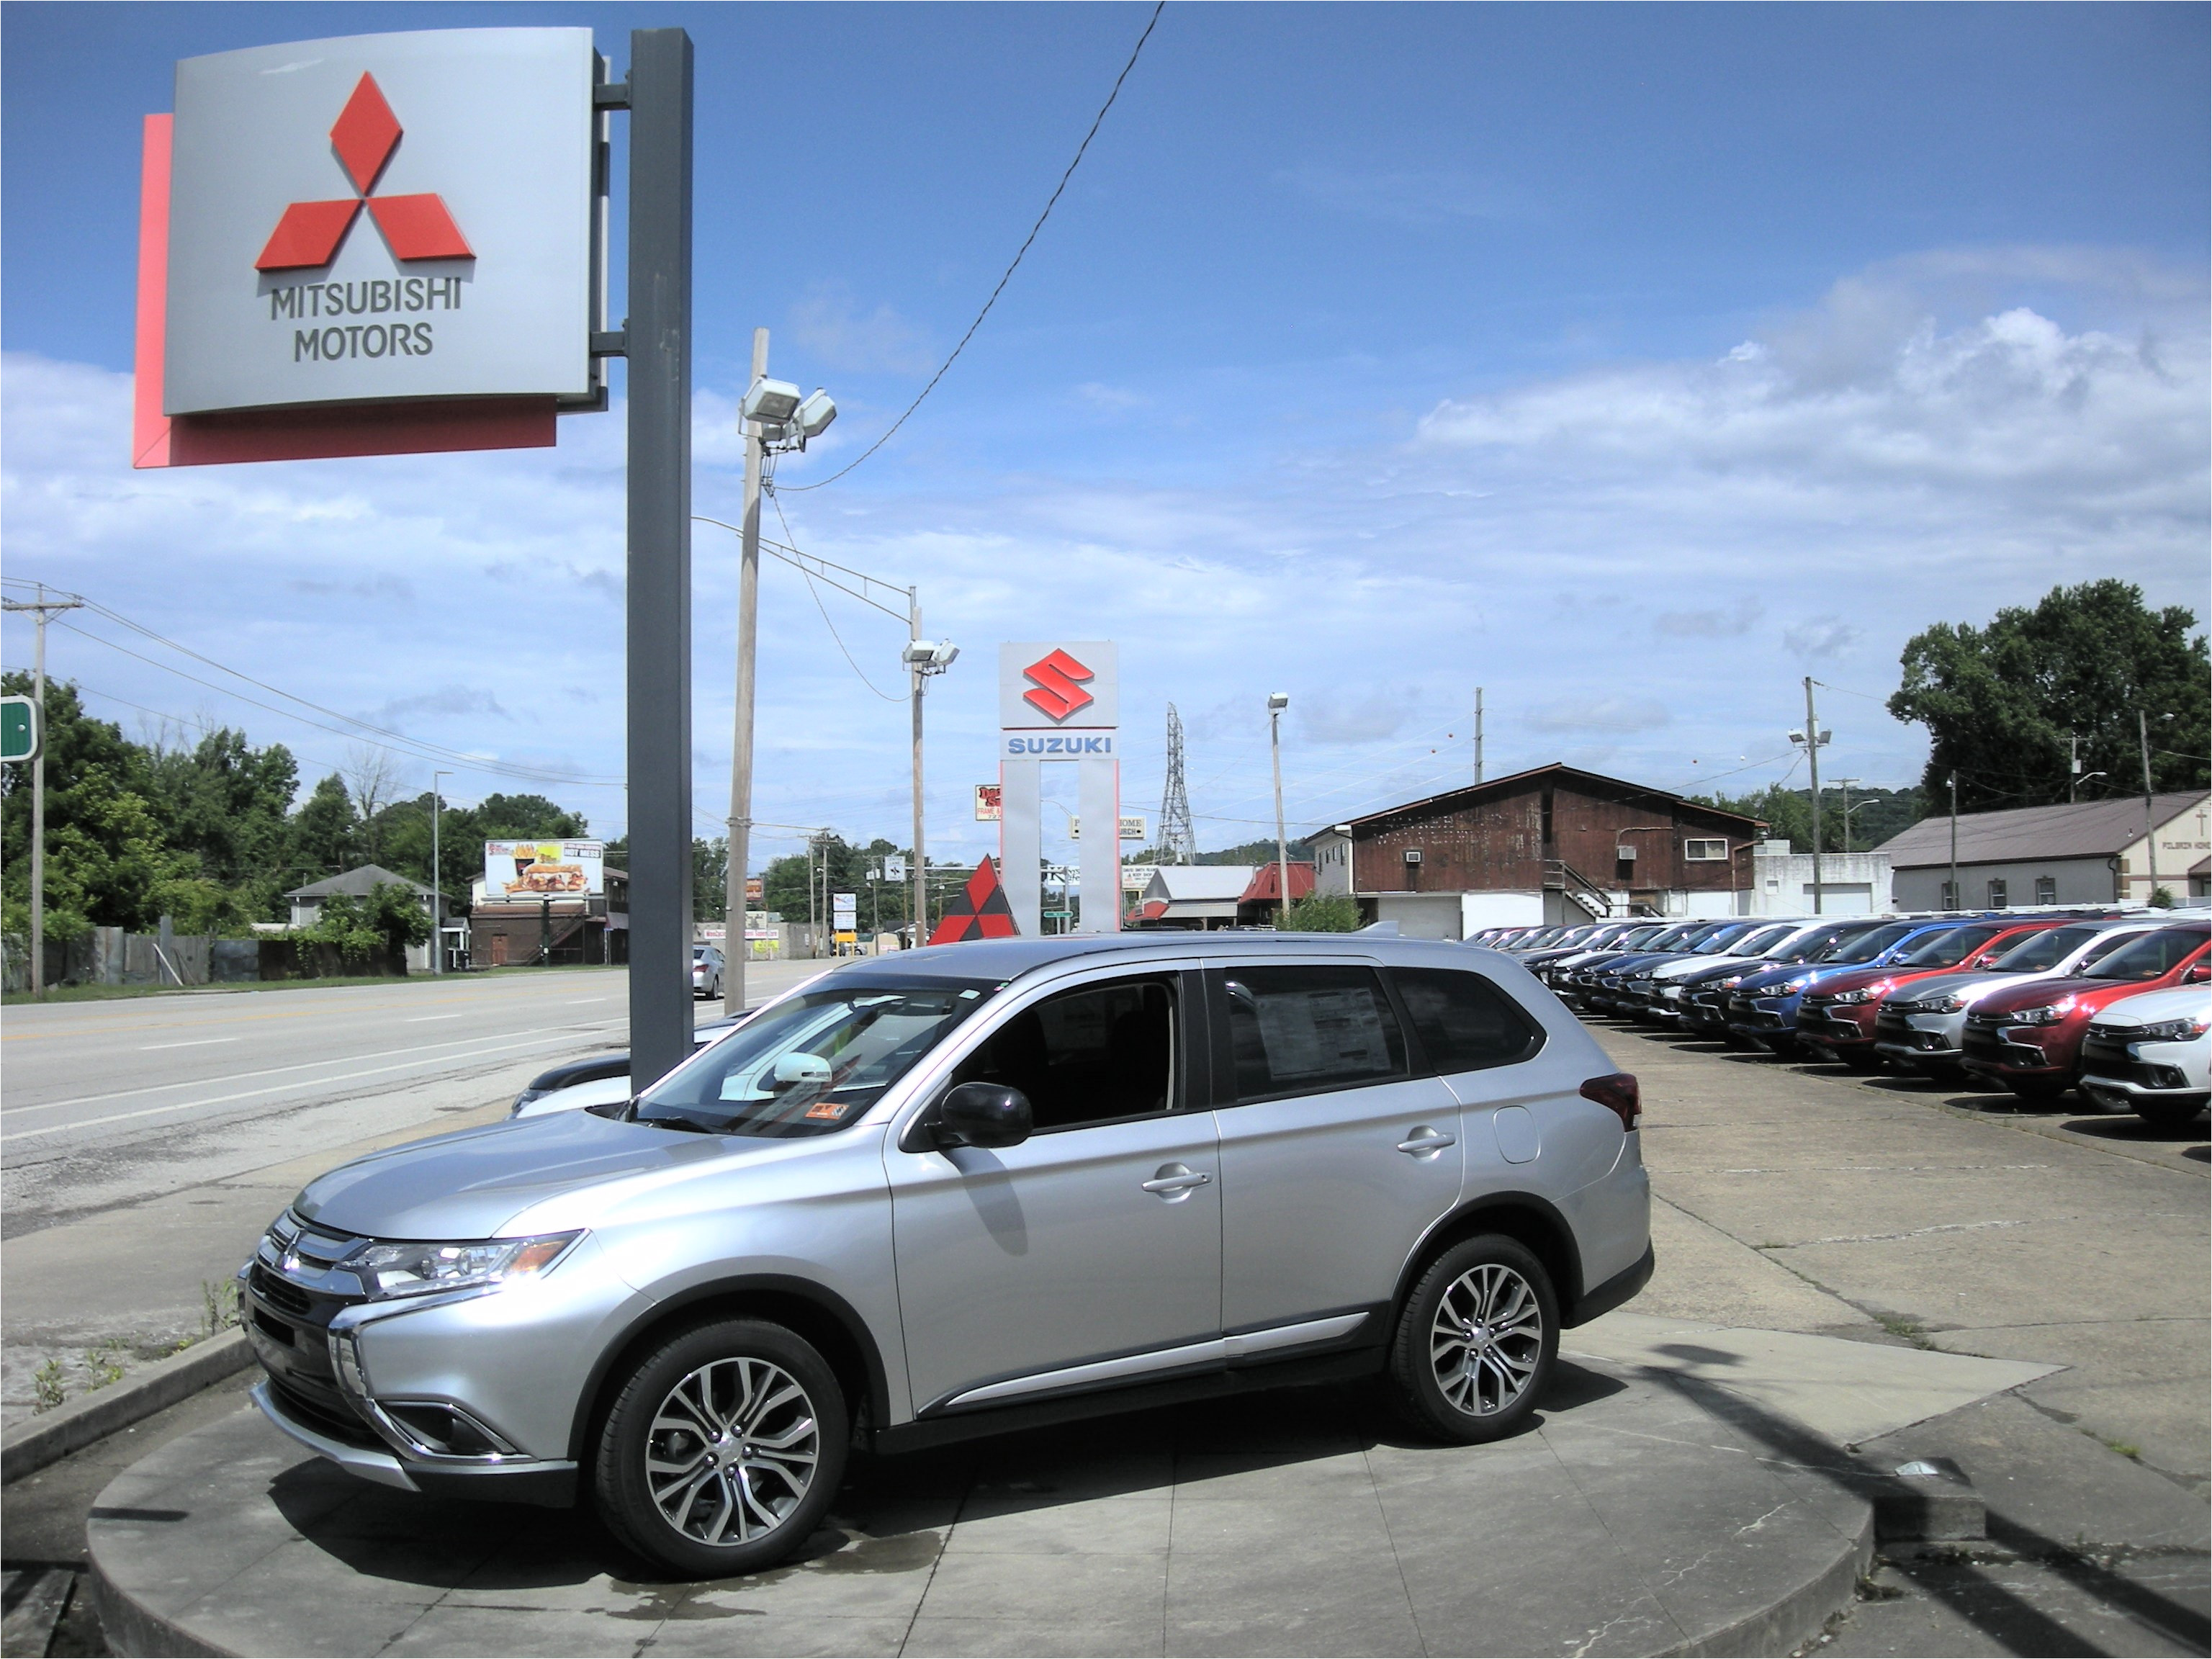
[778,1,1166,493]
[769,493,904,702]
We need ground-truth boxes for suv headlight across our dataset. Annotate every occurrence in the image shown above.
[2130,1017,2210,1045]
[1925,994,1966,1014]
[2007,999,2074,1027]
[1781,976,1813,994]
[343,1233,582,1301]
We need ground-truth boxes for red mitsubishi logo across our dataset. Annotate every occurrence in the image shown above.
[1021,649,1097,722]
[255,74,472,271]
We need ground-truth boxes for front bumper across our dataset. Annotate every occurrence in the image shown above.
[1799,1001,1878,1048]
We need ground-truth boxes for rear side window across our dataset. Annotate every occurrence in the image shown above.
[1392,968,1545,1074]
[1219,966,1407,1101]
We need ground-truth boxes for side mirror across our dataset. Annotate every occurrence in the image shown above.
[935,1082,1033,1149]
[771,1052,832,1089]
[2183,961,2210,984]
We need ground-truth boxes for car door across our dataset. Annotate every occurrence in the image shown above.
[884,966,1222,1416]
[1208,958,1465,1337]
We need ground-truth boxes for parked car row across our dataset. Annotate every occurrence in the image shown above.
[1470,912,2211,1128]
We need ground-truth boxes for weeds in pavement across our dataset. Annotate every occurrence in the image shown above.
[32,1359,66,1413]
[84,1346,125,1390]
[2102,1438,2142,1461]
[202,1278,240,1336]
[1875,1313,1933,1349]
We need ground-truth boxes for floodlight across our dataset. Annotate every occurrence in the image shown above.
[1268,692,1290,711]
[741,377,802,424]
[794,390,837,439]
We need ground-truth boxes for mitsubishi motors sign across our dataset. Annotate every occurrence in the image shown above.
[140,27,598,464]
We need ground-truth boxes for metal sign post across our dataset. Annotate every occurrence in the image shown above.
[620,28,694,1088]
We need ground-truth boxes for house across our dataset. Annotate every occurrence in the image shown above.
[284,865,441,972]
[1879,792,2210,910]
[1309,763,1771,938]
[1236,861,1316,926]
[469,866,630,967]
[1128,866,1259,930]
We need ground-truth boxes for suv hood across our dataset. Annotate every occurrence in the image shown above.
[295,1110,748,1240]
[2087,986,2212,1030]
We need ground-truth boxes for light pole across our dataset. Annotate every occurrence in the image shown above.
[1269,693,1292,928]
[902,634,959,943]
[1835,778,1860,855]
[1789,682,1832,913]
[431,770,451,974]
[1947,773,1959,911]
[717,345,838,1016]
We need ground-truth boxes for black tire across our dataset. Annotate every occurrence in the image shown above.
[1387,1235,1558,1444]
[1838,1049,1887,1074]
[2006,1076,2069,1102]
[593,1318,848,1578]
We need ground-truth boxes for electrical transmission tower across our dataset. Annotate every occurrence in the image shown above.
[1159,704,1198,864]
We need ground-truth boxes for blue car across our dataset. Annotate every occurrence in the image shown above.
[1724,920,1966,1056]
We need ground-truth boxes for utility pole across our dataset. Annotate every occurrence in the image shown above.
[2,585,84,998]
[909,589,925,947]
[2139,710,2160,904]
[431,770,451,974]
[1948,773,1959,910]
[1797,678,1827,914]
[1268,693,1291,927]
[2068,732,2081,804]
[721,325,768,1018]
[1474,687,1485,786]
[1836,778,1859,855]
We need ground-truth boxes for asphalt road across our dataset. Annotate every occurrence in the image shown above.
[0,961,822,1425]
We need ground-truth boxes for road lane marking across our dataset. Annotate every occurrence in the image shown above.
[0,1022,625,1116]
[405,1015,465,1022]
[566,998,612,1004]
[138,1038,241,1051]
[0,1029,626,1144]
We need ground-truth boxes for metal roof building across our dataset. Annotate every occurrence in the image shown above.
[1879,791,2210,909]
[1128,865,1259,930]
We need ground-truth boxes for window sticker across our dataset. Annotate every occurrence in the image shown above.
[803,1098,853,1121]
[1256,986,1393,1081]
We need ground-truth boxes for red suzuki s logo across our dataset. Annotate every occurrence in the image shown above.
[1021,649,1097,722]
[256,73,472,271]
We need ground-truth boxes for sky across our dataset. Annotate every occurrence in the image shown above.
[4,1,2206,873]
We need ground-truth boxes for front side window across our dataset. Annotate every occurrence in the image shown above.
[950,976,1177,1131]
[1220,965,1408,1102]
[1821,923,1919,964]
[1992,925,2098,973]
[1393,968,1544,1074]
[635,979,997,1136]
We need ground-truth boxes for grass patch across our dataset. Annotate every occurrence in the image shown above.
[1875,1312,1934,1349]
[2100,1437,2142,1461]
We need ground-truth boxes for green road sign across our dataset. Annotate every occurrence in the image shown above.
[0,696,37,765]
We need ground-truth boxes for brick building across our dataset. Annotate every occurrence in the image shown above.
[1310,763,1766,938]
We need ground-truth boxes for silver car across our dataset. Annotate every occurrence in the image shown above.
[240,934,1653,1576]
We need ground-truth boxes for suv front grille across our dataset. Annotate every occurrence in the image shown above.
[251,1263,313,1318]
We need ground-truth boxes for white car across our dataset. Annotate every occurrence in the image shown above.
[2077,985,2211,1128]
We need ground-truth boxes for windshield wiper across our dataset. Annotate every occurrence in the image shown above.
[632,1112,722,1136]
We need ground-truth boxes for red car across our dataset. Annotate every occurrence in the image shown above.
[1962,924,2212,1099]
[1797,918,2067,1070]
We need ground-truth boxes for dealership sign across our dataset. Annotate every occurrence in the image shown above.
[137,27,601,467]
[997,642,1120,938]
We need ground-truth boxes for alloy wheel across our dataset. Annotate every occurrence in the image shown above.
[1429,1262,1544,1416]
[645,1356,819,1545]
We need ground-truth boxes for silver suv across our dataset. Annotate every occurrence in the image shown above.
[241,934,1653,1575]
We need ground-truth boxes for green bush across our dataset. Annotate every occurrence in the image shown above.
[1274,893,1362,932]
[300,882,431,963]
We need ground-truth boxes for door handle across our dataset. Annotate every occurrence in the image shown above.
[1396,1125,1457,1156]
[1141,1163,1213,1196]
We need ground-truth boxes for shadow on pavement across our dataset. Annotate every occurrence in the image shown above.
[266,1364,1632,1592]
[1650,1369,2211,1659]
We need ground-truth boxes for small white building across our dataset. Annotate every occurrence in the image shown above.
[284,865,441,972]
[1738,841,1896,916]
[1879,792,2210,911]
[1128,866,1259,930]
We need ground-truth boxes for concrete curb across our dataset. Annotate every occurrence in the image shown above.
[1665,1506,1875,1658]
[1,1328,252,1485]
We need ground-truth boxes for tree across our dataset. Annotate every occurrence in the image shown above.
[1888,581,2208,813]
[1691,783,1923,854]
[302,882,431,963]
[342,747,402,866]
[1277,892,1361,932]
[289,775,358,880]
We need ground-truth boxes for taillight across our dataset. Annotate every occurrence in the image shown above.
[1581,1073,1641,1131]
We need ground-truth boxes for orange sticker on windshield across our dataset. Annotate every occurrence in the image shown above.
[803,1100,850,1121]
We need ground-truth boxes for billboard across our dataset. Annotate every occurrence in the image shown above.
[974,783,1002,822]
[485,838,604,899]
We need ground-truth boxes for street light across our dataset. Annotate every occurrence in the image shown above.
[1789,693,1833,912]
[431,770,451,975]
[1268,693,1292,929]
[903,637,959,943]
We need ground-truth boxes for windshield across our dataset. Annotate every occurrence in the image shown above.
[1893,924,2008,968]
[634,979,999,1136]
[1727,925,1796,957]
[1782,923,1863,963]
[2083,927,2209,983]
[1990,925,2100,972]
[1818,922,1919,965]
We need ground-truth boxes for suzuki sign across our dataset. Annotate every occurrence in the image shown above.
[997,642,1120,937]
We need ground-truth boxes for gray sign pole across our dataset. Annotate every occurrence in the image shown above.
[624,27,695,1089]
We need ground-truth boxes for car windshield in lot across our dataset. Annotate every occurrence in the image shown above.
[1815,922,1919,964]
[634,980,999,1137]
[2081,927,2210,983]
[1725,925,1798,956]
[1990,925,2131,973]
[1891,923,2011,968]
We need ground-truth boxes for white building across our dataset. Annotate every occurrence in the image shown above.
[1879,792,2209,911]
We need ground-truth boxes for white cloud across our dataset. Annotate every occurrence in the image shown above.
[787,282,937,374]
